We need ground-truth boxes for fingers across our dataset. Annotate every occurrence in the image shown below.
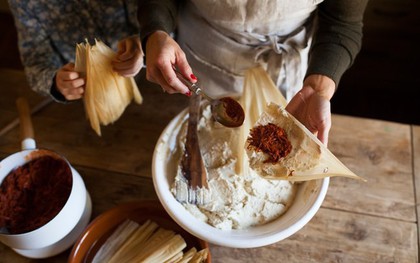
[62,62,75,71]
[175,51,195,83]
[56,64,85,100]
[116,37,141,61]
[144,31,192,95]
[287,86,331,146]
[149,67,190,95]
[146,65,178,94]
[113,58,143,77]
[285,93,302,116]
[117,40,127,57]
[316,103,332,146]
[160,58,191,95]
[317,127,329,147]
[113,36,144,77]
[57,81,84,101]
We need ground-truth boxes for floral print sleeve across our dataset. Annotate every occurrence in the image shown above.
[7,0,139,101]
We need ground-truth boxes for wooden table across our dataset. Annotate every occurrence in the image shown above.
[0,69,418,262]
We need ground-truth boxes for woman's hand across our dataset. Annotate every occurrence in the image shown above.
[112,35,144,77]
[55,63,85,100]
[144,31,195,95]
[285,74,335,146]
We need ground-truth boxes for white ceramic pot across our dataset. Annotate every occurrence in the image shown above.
[0,140,92,258]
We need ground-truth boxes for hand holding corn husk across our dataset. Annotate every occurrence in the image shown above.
[75,39,143,136]
[236,67,363,181]
[112,36,144,77]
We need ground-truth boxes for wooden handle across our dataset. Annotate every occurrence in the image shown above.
[181,93,208,189]
[16,97,35,141]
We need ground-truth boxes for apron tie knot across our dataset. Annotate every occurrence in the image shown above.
[253,26,309,101]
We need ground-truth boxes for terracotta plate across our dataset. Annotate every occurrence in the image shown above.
[68,200,211,263]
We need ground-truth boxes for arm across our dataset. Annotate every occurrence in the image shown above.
[8,0,74,101]
[137,0,194,94]
[306,0,369,85]
[138,0,178,46]
[287,0,369,145]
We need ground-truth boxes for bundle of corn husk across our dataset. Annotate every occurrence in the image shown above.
[75,39,143,136]
[92,219,209,263]
[235,66,363,181]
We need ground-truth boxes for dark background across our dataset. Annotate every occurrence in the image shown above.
[331,0,420,125]
[1,0,419,125]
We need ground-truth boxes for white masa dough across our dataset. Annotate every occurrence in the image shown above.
[171,104,297,230]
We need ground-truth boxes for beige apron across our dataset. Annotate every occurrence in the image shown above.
[177,0,323,101]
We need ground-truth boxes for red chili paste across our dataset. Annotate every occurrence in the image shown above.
[0,155,72,234]
[247,123,292,164]
[220,97,245,125]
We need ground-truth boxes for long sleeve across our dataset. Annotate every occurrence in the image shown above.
[306,0,369,86]
[8,0,64,98]
[137,0,178,44]
[8,0,140,100]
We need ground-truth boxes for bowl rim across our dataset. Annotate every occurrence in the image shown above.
[152,108,330,248]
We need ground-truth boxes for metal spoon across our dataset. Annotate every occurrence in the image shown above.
[175,70,245,128]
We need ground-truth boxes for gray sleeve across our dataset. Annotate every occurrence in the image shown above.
[306,0,369,87]
[137,0,178,47]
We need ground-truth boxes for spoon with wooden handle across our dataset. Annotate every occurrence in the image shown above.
[176,93,209,205]
[174,69,245,128]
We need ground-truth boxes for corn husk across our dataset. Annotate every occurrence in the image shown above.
[93,219,208,263]
[92,219,139,263]
[75,39,142,136]
[135,234,186,262]
[174,247,197,263]
[164,251,183,263]
[187,248,209,263]
[236,66,363,181]
[107,220,159,263]
[235,66,285,176]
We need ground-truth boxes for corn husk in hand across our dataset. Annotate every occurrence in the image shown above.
[235,66,363,181]
[75,39,142,136]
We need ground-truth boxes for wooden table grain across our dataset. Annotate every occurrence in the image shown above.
[0,69,418,263]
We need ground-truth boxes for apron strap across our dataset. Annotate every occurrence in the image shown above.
[252,23,312,100]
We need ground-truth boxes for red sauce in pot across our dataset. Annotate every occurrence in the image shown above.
[0,155,72,234]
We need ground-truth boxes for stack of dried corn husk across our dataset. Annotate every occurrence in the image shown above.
[75,39,142,136]
[92,219,209,263]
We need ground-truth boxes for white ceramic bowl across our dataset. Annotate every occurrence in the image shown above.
[152,109,329,248]
[0,147,92,258]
